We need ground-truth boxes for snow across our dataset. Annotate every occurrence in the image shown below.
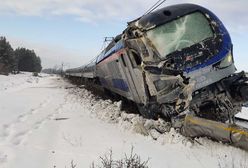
[0,73,248,168]
[236,108,248,120]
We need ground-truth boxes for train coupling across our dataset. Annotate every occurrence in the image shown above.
[181,114,248,151]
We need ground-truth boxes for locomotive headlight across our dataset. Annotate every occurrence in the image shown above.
[219,51,233,68]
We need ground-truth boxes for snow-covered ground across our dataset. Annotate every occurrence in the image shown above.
[0,73,248,168]
[236,108,248,119]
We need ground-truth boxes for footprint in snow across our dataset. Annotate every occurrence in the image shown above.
[30,108,37,114]
[0,125,10,141]
[0,153,8,164]
[11,130,31,145]
[17,114,28,122]
[47,113,57,120]
[38,97,51,108]
[33,120,46,130]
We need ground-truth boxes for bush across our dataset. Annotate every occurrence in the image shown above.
[90,147,150,168]
[33,72,38,77]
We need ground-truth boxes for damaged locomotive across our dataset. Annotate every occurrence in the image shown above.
[66,4,248,150]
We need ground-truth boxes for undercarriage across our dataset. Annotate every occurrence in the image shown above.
[138,71,248,151]
[191,71,248,123]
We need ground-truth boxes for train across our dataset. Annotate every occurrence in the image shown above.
[65,4,248,124]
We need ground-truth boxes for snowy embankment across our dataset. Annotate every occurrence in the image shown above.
[0,73,248,168]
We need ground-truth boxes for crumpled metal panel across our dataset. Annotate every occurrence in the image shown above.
[230,125,248,150]
[182,115,248,151]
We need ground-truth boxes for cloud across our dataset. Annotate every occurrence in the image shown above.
[0,0,247,32]
[6,36,88,69]
[0,0,151,21]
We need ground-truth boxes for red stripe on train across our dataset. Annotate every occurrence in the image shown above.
[97,49,126,66]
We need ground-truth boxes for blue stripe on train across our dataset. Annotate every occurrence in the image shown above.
[99,77,108,86]
[112,79,129,92]
[99,77,129,92]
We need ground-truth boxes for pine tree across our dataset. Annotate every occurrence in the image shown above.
[15,48,42,72]
[0,36,15,74]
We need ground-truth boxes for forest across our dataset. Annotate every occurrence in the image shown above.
[0,36,42,75]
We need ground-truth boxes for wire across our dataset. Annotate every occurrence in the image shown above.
[143,0,163,15]
[143,0,167,16]
[143,0,164,16]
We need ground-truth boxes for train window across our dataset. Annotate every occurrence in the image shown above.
[132,51,142,66]
[147,12,213,58]
[120,54,127,67]
[129,51,142,68]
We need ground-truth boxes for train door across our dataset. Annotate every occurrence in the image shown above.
[118,49,146,104]
[113,51,138,102]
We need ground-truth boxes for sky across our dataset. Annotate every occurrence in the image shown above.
[0,0,247,71]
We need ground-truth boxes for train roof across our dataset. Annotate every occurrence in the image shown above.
[66,58,97,73]
[136,3,210,31]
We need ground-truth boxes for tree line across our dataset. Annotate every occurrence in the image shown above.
[0,36,42,75]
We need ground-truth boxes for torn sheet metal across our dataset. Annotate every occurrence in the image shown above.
[182,114,248,151]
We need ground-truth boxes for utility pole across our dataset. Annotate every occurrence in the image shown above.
[61,62,64,76]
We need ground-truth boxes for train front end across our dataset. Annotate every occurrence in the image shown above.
[127,4,248,121]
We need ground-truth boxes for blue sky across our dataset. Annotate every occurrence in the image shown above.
[0,0,247,71]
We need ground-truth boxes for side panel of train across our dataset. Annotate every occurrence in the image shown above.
[96,47,146,104]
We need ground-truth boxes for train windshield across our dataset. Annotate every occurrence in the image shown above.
[146,12,213,58]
